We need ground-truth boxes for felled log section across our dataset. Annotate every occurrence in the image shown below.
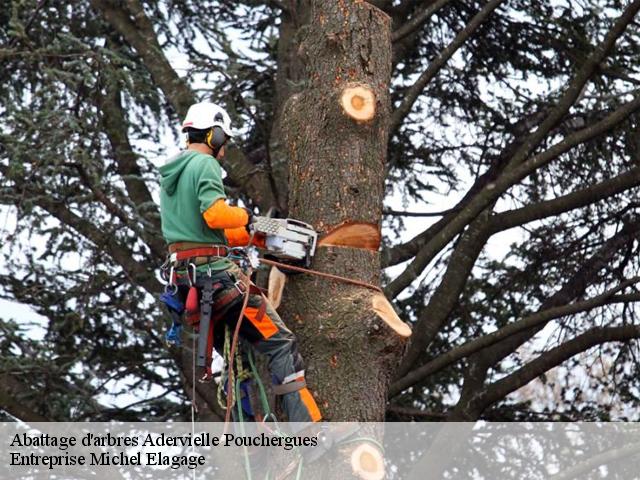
[372,294,412,338]
[267,266,286,310]
[340,84,376,122]
[351,443,385,480]
[318,222,381,251]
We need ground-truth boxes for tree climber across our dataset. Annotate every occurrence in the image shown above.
[158,102,322,423]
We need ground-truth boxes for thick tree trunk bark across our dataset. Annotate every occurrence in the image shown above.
[276,0,404,423]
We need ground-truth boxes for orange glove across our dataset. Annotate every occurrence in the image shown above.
[224,227,266,248]
[202,199,250,229]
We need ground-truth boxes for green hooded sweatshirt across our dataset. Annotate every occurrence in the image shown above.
[159,150,231,270]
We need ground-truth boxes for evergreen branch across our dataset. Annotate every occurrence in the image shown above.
[391,279,640,396]
[501,0,640,171]
[478,324,640,410]
[395,212,493,376]
[385,2,640,276]
[490,166,640,232]
[98,83,161,227]
[384,93,640,299]
[70,162,163,258]
[548,442,640,480]
[447,218,640,419]
[265,0,289,12]
[390,0,505,134]
[0,175,161,294]
[386,404,447,419]
[90,0,194,117]
[0,374,51,422]
[393,166,640,376]
[90,0,281,210]
[391,0,452,43]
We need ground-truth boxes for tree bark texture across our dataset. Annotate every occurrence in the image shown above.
[276,0,403,422]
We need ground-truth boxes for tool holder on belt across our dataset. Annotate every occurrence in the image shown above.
[160,244,266,381]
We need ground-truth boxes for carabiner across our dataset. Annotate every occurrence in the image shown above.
[159,257,170,280]
[188,262,197,287]
[164,265,178,295]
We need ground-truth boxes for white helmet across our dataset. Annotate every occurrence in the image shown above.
[181,102,236,137]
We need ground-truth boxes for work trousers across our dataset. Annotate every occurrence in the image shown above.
[173,263,321,423]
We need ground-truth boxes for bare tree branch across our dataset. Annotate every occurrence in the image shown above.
[383,208,453,217]
[478,324,640,410]
[392,0,452,43]
[390,0,505,134]
[490,166,640,233]
[390,282,640,396]
[385,93,640,298]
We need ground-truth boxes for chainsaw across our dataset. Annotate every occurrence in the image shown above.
[250,216,318,267]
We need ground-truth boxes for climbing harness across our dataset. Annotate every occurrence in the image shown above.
[160,241,383,398]
[159,238,385,479]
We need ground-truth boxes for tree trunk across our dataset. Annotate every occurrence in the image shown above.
[276,0,404,423]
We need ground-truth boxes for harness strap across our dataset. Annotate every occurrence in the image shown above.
[170,247,230,262]
[273,379,307,395]
[197,276,215,368]
[255,294,268,323]
[168,242,229,253]
[224,267,254,427]
[211,288,243,324]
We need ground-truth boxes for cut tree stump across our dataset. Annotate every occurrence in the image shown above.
[340,84,376,122]
[351,443,385,480]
